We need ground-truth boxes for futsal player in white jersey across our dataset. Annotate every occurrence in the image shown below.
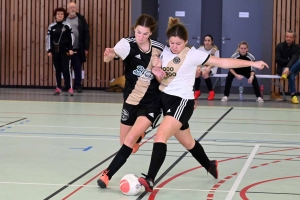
[138,17,268,192]
[194,35,220,100]
[97,14,222,190]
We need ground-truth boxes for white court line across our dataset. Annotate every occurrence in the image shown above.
[0,181,229,193]
[225,144,260,200]
[6,125,300,136]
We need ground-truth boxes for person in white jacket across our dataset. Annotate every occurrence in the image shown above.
[194,35,219,100]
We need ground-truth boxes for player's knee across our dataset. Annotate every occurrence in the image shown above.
[124,133,139,147]
[154,131,168,143]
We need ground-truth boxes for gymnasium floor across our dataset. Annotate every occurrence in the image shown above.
[0,88,299,200]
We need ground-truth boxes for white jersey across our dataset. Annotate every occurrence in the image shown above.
[197,46,219,74]
[159,46,210,99]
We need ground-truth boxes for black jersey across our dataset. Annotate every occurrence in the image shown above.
[46,21,74,53]
[231,51,256,73]
[114,36,164,106]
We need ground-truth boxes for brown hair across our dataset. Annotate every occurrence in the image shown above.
[166,17,188,41]
[53,7,67,18]
[235,41,248,52]
[132,14,157,33]
[286,30,296,38]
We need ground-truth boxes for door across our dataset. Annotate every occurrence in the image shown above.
[221,0,265,87]
[158,0,202,47]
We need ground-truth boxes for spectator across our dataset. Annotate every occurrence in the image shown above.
[221,41,263,102]
[66,2,90,93]
[46,7,74,96]
[275,30,300,104]
[194,35,219,100]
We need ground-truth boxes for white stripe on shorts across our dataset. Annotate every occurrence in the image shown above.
[174,99,188,120]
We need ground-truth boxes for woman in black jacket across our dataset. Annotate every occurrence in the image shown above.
[46,7,74,96]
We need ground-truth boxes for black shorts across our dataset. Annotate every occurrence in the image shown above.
[161,92,194,130]
[120,102,161,128]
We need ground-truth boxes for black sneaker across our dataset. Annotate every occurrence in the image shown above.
[138,173,154,192]
[77,86,82,93]
[208,160,218,179]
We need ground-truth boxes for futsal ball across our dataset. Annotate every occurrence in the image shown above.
[119,174,142,196]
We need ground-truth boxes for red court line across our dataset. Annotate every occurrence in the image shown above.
[62,133,157,199]
[62,170,105,200]
[149,147,300,200]
[206,155,299,200]
[239,176,300,200]
[148,155,247,200]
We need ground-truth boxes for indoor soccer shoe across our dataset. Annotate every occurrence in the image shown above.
[208,160,218,179]
[138,173,154,192]
[68,88,74,96]
[207,91,215,100]
[132,132,146,154]
[281,73,288,80]
[54,88,62,95]
[97,170,109,188]
[194,90,201,99]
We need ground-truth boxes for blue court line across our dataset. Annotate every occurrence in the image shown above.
[1,131,300,145]
[69,146,93,151]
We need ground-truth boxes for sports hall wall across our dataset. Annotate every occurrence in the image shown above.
[0,0,131,88]
[0,0,299,93]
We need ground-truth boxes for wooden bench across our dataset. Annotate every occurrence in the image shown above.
[211,74,287,100]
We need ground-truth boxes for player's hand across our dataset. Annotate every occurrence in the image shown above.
[47,52,52,57]
[68,50,74,56]
[152,66,165,79]
[253,61,269,70]
[236,74,243,80]
[104,48,115,57]
[202,68,209,76]
[248,76,254,84]
[282,67,289,75]
[152,56,162,68]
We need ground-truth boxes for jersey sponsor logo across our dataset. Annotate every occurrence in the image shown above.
[173,56,181,64]
[133,65,154,81]
[162,67,176,77]
[121,109,129,121]
[135,54,141,59]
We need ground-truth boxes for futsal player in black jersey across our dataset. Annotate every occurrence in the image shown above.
[46,7,74,96]
[96,14,164,188]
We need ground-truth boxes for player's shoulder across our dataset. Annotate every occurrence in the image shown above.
[150,39,164,51]
[62,21,72,29]
[48,22,57,29]
[231,52,240,58]
[124,36,136,44]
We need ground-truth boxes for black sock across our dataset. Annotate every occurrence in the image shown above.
[194,77,201,91]
[106,144,132,179]
[188,140,211,171]
[147,142,167,180]
[205,77,213,91]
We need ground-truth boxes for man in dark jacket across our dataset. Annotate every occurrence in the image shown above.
[275,30,300,104]
[66,2,90,93]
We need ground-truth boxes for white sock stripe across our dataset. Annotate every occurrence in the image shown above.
[174,99,188,120]
[69,60,73,89]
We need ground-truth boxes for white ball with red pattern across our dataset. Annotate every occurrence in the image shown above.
[119,174,142,196]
